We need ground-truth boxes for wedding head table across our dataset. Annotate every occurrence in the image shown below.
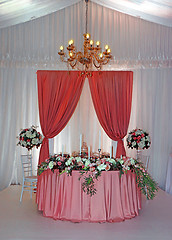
[36,169,141,223]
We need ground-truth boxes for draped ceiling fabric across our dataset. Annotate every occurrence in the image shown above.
[0,0,172,29]
[88,71,133,158]
[0,1,172,70]
[37,70,85,164]
[0,0,172,192]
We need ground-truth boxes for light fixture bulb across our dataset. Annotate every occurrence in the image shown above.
[68,40,74,46]
[86,33,90,39]
[105,45,109,50]
[90,40,93,45]
[99,53,103,58]
[96,41,100,47]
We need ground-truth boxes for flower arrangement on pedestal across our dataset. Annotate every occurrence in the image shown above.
[17,126,43,150]
[126,128,151,150]
[38,154,158,200]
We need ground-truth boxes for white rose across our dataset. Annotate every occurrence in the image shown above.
[76,157,82,162]
[48,161,54,169]
[97,164,106,171]
[118,159,124,165]
[128,135,132,141]
[32,138,38,145]
[31,132,36,138]
[138,141,145,149]
[136,130,142,135]
[26,131,32,138]
[65,157,73,166]
[130,158,135,165]
[107,158,116,164]
[85,159,91,167]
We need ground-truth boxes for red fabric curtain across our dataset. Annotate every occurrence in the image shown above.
[37,70,85,164]
[88,71,133,157]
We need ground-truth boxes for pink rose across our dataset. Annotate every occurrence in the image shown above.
[90,166,96,172]
[105,163,110,171]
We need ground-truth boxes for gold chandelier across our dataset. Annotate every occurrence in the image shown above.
[58,0,112,71]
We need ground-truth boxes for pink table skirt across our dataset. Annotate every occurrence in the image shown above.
[36,170,141,223]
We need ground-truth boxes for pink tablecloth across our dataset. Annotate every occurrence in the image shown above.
[36,170,141,222]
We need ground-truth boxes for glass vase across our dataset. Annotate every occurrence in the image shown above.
[136,148,142,161]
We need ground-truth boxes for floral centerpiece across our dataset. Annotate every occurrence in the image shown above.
[126,128,151,150]
[17,125,43,150]
[38,154,158,200]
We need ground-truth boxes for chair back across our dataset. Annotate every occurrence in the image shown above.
[21,154,33,178]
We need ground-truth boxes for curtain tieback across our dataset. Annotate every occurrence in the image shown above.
[42,137,48,146]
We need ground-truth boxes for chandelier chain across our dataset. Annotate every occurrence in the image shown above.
[85,0,88,34]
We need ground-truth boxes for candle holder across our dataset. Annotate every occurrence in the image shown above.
[98,148,101,159]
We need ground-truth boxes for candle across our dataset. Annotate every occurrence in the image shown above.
[90,40,93,47]
[105,44,109,50]
[88,146,90,159]
[96,41,100,47]
[99,53,103,59]
[62,145,64,157]
[86,33,90,40]
[99,130,101,149]
[80,134,82,155]
[110,146,112,158]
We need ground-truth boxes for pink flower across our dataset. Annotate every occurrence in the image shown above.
[105,163,110,171]
[72,159,75,165]
[90,166,96,172]
[101,158,106,164]
[96,160,101,166]
[77,161,83,166]
[57,161,62,166]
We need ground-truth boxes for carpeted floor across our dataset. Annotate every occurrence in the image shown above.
[0,185,172,240]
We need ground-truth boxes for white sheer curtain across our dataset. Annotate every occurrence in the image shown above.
[0,67,40,190]
[0,1,172,191]
[53,78,113,156]
[126,68,172,189]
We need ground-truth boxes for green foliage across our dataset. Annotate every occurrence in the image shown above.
[135,168,158,200]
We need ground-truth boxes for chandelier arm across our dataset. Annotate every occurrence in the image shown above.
[69,59,77,69]
[92,58,101,69]
[60,54,68,63]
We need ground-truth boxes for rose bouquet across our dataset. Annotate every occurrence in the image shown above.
[126,128,151,150]
[17,126,43,150]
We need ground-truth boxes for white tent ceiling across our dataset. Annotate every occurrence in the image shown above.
[0,0,172,29]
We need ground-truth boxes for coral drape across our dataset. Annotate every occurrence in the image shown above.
[88,71,133,157]
[37,70,85,164]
